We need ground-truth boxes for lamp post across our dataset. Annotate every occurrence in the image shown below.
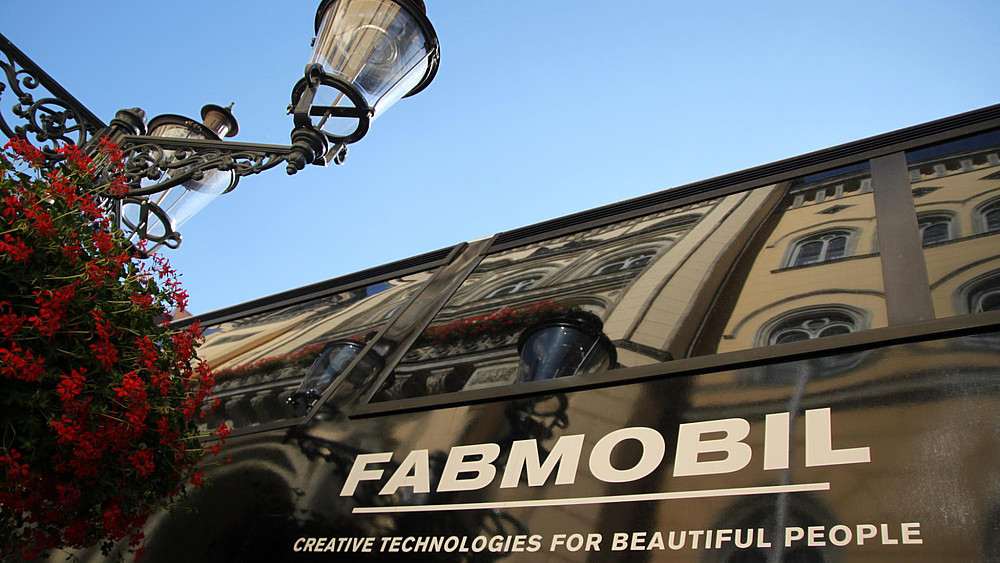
[0,0,439,253]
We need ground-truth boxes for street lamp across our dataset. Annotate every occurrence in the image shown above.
[516,311,617,383]
[0,0,439,252]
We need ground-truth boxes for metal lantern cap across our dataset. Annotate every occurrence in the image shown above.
[200,103,239,138]
[147,114,223,141]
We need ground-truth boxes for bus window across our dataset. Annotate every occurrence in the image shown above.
[905,129,1000,318]
[196,271,432,432]
[372,163,888,403]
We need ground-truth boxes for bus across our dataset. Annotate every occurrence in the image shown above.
[130,104,1000,562]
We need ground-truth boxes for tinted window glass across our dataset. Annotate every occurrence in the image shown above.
[373,162,888,402]
[197,271,431,431]
[906,129,1000,318]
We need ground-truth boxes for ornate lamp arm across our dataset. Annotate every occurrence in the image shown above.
[113,136,299,197]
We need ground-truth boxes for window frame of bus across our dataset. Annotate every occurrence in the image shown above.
[171,244,465,440]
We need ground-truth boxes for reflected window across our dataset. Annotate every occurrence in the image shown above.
[978,199,1000,233]
[592,251,656,276]
[907,129,1000,320]
[966,274,1000,313]
[485,278,538,299]
[788,231,851,267]
[918,214,953,247]
[762,308,863,346]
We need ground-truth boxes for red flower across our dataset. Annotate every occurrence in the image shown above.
[4,137,46,167]
[0,233,33,263]
[130,450,155,478]
[0,140,214,562]
[216,421,232,443]
[56,368,87,404]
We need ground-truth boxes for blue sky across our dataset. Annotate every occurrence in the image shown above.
[4,1,998,314]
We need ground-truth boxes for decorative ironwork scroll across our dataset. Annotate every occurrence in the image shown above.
[113,136,296,196]
[0,32,105,154]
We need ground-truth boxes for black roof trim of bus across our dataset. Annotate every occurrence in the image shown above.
[490,103,1000,252]
[173,245,460,328]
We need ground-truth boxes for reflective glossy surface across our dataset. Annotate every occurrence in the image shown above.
[98,329,1000,562]
[196,271,431,432]
[906,129,1000,318]
[376,164,886,402]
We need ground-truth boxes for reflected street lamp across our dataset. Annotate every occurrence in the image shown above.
[0,0,440,253]
[516,311,617,383]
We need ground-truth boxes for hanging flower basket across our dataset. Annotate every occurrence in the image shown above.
[0,139,225,562]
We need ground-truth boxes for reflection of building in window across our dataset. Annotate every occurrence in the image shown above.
[976,198,1000,233]
[592,251,656,276]
[484,278,539,299]
[759,307,866,346]
[963,273,1000,313]
[787,231,852,267]
[917,214,953,246]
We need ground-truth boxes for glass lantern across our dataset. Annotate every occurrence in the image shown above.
[516,311,617,383]
[300,0,439,142]
[120,104,239,249]
[288,340,386,415]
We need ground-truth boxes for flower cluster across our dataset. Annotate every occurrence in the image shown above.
[0,139,224,562]
[417,300,579,348]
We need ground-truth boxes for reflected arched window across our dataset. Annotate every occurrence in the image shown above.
[759,307,866,347]
[769,313,855,345]
[918,214,953,247]
[485,278,538,299]
[788,231,851,267]
[592,251,656,276]
[967,275,1000,313]
[978,199,1000,233]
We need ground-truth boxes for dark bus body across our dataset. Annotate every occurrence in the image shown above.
[104,105,1000,562]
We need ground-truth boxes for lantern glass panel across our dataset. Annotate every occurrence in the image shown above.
[311,0,431,117]
[516,324,614,383]
[132,122,234,236]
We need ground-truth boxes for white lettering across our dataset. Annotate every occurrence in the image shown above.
[673,418,752,477]
[340,452,392,496]
[379,449,430,495]
[856,524,878,545]
[805,408,870,467]
[590,427,665,483]
[785,527,804,547]
[829,525,852,546]
[901,522,922,544]
[500,435,584,488]
[438,443,501,492]
[763,412,790,470]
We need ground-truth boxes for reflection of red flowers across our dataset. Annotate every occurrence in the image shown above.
[0,139,227,561]
[418,301,580,347]
[212,342,327,381]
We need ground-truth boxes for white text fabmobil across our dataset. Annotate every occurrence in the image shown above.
[340,407,870,497]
